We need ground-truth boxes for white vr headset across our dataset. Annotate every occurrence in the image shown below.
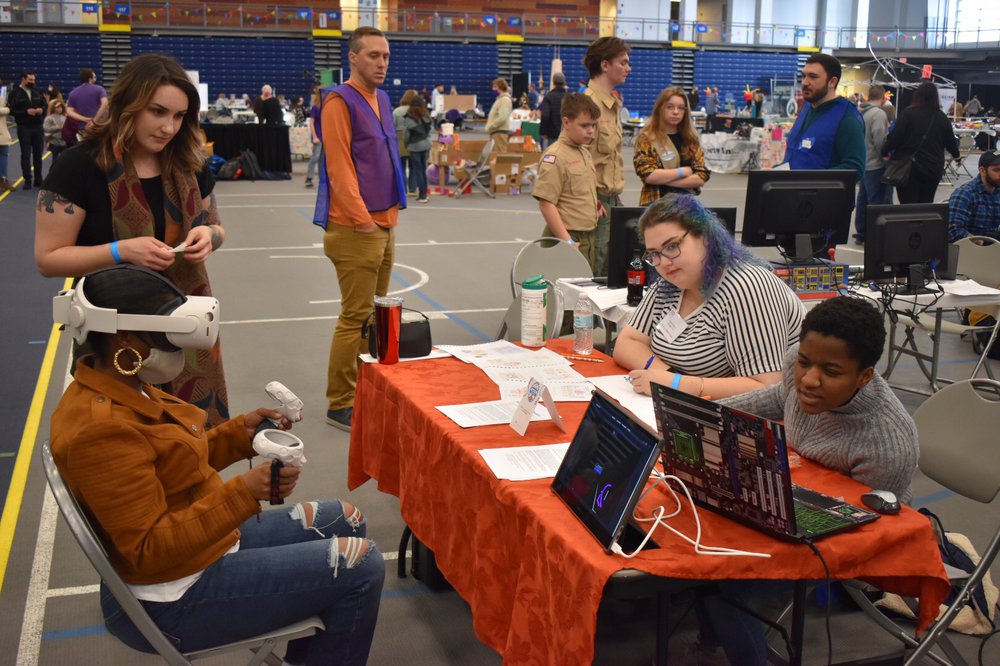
[53,274,220,350]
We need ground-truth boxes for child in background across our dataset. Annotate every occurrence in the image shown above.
[532,93,605,274]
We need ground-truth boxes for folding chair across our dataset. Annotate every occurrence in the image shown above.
[842,379,1000,666]
[452,137,494,199]
[40,442,324,666]
[942,141,975,184]
[883,237,1000,393]
[509,237,594,299]
[495,281,564,342]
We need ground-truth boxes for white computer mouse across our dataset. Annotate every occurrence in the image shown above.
[861,489,901,515]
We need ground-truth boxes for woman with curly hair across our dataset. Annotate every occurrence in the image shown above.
[613,194,804,399]
[633,86,710,206]
[35,53,230,425]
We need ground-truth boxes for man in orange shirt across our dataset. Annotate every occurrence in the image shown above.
[314,26,407,431]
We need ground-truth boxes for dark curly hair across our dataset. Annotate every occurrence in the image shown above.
[800,296,885,369]
[638,193,766,298]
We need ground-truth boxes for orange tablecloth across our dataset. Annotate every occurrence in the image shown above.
[349,340,950,665]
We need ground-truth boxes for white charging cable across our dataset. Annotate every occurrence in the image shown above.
[611,470,772,559]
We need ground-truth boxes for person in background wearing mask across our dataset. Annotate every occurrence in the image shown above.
[9,70,47,190]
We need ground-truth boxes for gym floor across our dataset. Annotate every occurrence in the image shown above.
[0,131,997,665]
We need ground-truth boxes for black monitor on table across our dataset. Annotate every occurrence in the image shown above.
[742,169,856,262]
[608,206,736,289]
[863,203,950,295]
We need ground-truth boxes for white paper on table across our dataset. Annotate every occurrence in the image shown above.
[359,349,452,363]
[588,375,659,433]
[557,278,628,311]
[499,380,594,402]
[436,400,551,428]
[479,442,571,481]
[938,279,1000,297]
[436,340,533,364]
[472,347,571,370]
[482,365,587,385]
[584,288,629,311]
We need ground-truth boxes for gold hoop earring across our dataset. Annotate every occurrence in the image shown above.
[113,347,143,376]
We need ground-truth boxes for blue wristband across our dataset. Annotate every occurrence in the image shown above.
[671,373,683,390]
[109,241,123,264]
[676,167,683,178]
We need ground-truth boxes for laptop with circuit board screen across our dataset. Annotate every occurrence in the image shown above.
[650,382,879,541]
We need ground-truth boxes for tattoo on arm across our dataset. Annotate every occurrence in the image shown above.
[37,190,76,215]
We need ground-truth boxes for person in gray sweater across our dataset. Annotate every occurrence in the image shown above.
[697,295,919,665]
[721,295,918,502]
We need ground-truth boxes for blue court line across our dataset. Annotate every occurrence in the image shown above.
[41,587,437,641]
[911,489,957,508]
[43,625,107,641]
[28,340,46,345]
[391,271,492,342]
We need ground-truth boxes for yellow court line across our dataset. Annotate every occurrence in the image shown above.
[0,278,72,597]
[0,149,51,203]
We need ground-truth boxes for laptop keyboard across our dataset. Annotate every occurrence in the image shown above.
[794,501,853,536]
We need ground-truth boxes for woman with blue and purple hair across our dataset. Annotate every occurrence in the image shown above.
[614,193,804,399]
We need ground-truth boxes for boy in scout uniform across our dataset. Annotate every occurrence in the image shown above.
[583,36,632,276]
[533,93,604,274]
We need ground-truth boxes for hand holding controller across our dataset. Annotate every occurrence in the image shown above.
[264,381,304,426]
[252,429,307,505]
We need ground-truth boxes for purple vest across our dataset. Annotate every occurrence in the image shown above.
[335,84,406,212]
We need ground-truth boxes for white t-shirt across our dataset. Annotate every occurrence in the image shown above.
[627,262,804,377]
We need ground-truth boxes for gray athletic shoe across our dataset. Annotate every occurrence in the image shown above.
[326,407,352,432]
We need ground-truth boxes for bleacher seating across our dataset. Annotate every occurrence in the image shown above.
[1,32,102,96]
[132,34,315,101]
[695,50,798,110]
[367,40,499,108]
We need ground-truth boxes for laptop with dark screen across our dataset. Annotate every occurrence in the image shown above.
[552,390,662,553]
[650,383,879,541]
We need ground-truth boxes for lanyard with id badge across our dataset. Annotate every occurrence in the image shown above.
[657,310,687,343]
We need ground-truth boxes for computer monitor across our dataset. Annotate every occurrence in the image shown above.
[608,206,736,289]
[863,203,950,295]
[742,169,857,262]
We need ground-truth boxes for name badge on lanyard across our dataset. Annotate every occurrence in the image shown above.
[800,137,814,150]
[657,311,687,343]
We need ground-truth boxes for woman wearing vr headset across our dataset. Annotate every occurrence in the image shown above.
[34,53,229,426]
[51,265,385,666]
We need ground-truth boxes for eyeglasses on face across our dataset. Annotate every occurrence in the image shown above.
[643,231,690,266]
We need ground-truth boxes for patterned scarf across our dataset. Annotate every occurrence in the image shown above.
[106,154,230,426]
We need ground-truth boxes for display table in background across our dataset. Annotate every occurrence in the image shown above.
[201,124,292,173]
[348,339,950,664]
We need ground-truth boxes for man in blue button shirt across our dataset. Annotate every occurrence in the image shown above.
[948,150,1000,242]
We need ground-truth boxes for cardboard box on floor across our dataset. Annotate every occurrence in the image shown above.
[491,154,524,195]
[430,139,489,166]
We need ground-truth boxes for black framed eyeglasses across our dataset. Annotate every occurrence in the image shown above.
[643,231,689,267]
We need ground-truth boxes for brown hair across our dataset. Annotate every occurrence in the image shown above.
[637,86,700,155]
[349,26,385,53]
[399,88,420,106]
[560,93,600,121]
[48,99,66,114]
[867,84,885,101]
[407,97,429,122]
[583,37,631,79]
[79,68,96,83]
[492,78,509,92]
[87,53,203,179]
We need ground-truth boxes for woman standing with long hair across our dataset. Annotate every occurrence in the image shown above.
[403,97,432,203]
[35,53,230,425]
[881,81,961,204]
[633,86,710,206]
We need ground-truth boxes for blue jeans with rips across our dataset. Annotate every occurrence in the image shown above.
[101,500,384,666]
[855,167,892,239]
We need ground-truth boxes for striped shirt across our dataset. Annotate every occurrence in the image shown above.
[627,263,804,377]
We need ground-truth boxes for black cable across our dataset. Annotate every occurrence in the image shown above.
[801,538,834,666]
[979,628,1000,666]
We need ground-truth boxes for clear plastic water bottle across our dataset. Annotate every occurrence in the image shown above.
[573,296,594,355]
